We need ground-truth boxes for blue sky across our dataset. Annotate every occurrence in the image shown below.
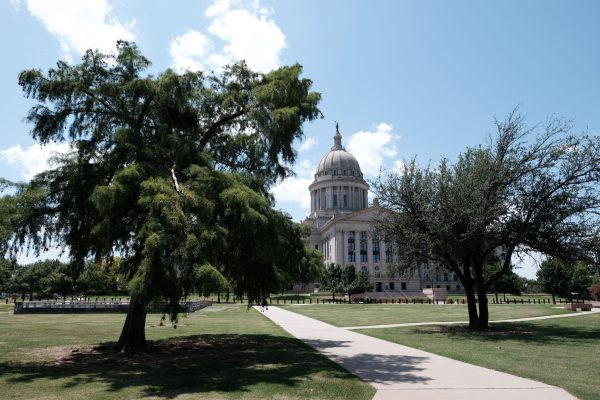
[1,0,599,278]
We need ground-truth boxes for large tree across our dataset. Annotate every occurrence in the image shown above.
[374,110,600,329]
[10,42,321,352]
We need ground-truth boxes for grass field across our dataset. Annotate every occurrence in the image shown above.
[361,313,600,400]
[281,303,571,327]
[0,303,374,400]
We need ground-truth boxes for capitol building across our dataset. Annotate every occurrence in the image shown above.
[303,126,463,296]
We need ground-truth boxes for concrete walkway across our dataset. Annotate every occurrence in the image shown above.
[257,306,576,400]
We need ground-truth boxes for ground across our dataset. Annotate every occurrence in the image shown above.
[280,303,570,327]
[283,303,600,400]
[0,303,374,400]
[2,301,598,400]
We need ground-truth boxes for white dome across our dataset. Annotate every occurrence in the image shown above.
[314,127,363,178]
[316,149,362,177]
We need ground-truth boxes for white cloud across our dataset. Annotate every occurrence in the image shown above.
[205,0,232,18]
[169,30,212,73]
[0,142,70,180]
[271,159,314,211]
[346,122,399,176]
[24,0,136,62]
[170,0,286,73]
[10,0,22,10]
[298,137,317,152]
[392,159,405,174]
[271,177,312,210]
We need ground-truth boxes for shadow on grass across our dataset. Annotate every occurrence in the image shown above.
[0,334,369,398]
[413,321,600,344]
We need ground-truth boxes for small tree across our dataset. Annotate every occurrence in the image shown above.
[43,270,74,300]
[489,271,523,301]
[77,262,113,298]
[298,247,325,288]
[194,263,231,301]
[345,268,372,297]
[374,109,600,329]
[569,261,594,299]
[537,258,573,303]
[0,259,12,292]
[590,279,600,301]
[320,264,344,301]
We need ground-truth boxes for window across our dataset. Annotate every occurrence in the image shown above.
[343,194,347,207]
[401,282,407,290]
[444,273,449,282]
[343,170,346,175]
[446,285,451,291]
[453,274,458,281]
[351,171,355,176]
[333,194,337,207]
[314,245,318,250]
[333,170,337,176]
[359,231,367,262]
[456,285,461,291]
[372,240,380,262]
[385,242,393,263]
[349,253,355,262]
[389,282,395,290]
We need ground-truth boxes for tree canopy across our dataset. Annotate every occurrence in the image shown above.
[374,109,600,329]
[320,264,371,299]
[10,41,322,352]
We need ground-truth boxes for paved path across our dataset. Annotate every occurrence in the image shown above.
[257,306,576,399]
[342,307,600,330]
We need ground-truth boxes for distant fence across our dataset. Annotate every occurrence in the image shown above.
[267,297,590,305]
[14,300,212,314]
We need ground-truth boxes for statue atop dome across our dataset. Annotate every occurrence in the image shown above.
[332,121,344,150]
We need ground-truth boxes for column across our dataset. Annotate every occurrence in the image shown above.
[343,231,348,266]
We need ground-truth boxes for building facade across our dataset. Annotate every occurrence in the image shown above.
[303,126,463,296]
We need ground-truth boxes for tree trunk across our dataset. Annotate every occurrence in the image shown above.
[476,284,489,329]
[464,283,479,329]
[115,294,148,353]
[552,293,556,304]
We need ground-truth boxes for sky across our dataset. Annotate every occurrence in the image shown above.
[1,0,599,278]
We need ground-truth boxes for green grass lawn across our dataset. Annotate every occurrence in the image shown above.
[0,303,374,400]
[281,303,571,327]
[360,313,600,400]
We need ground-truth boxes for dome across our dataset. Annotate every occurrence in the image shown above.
[314,126,363,178]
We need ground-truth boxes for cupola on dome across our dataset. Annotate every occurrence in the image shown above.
[315,124,362,178]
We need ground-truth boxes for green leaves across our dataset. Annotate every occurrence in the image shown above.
[11,41,321,349]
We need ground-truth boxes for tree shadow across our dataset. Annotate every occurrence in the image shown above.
[302,338,430,385]
[413,320,600,345]
[0,334,372,398]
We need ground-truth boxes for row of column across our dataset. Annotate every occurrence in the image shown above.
[311,186,368,212]
[322,230,394,269]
